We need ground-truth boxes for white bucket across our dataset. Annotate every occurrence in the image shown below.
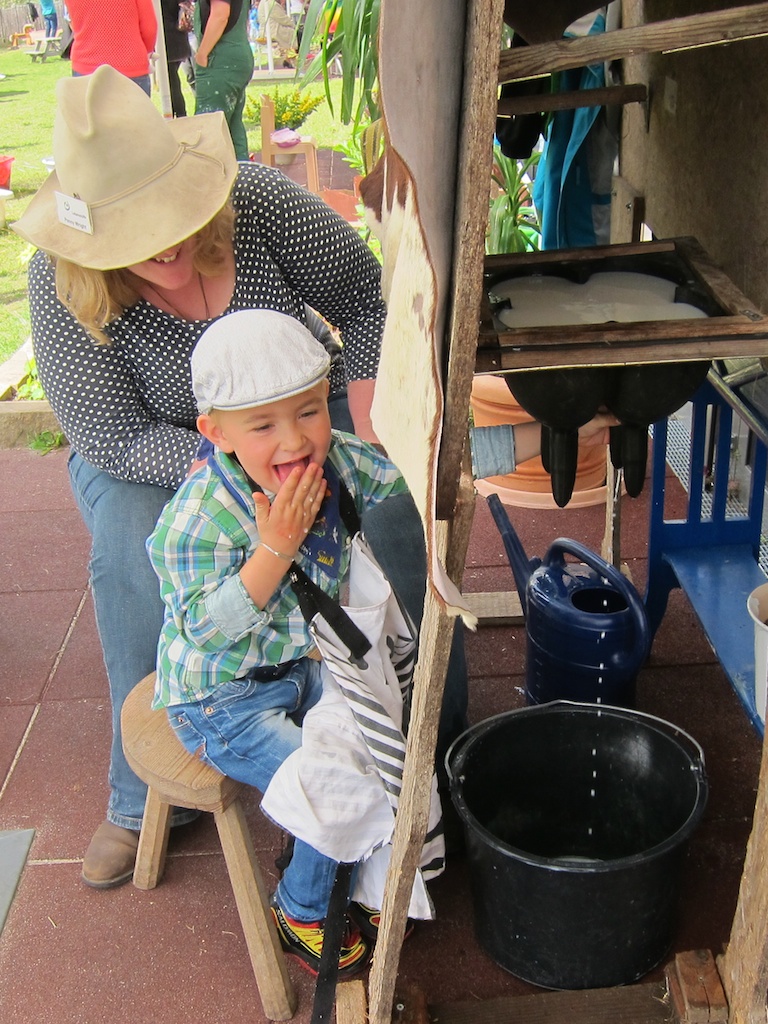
[746,582,768,724]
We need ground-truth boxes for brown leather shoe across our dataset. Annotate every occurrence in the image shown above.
[81,821,139,889]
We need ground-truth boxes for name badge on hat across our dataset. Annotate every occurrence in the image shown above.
[54,192,93,235]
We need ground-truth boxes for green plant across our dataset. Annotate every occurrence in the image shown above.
[244,87,326,130]
[28,429,66,455]
[298,0,380,127]
[487,145,541,255]
[332,117,384,176]
[14,357,45,400]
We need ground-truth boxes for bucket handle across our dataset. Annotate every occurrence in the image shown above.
[444,701,707,787]
[545,538,651,663]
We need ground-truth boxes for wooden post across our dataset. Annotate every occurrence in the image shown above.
[718,727,768,1022]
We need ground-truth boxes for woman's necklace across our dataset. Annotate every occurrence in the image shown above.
[144,271,211,320]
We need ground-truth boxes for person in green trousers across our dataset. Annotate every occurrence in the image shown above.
[194,0,254,161]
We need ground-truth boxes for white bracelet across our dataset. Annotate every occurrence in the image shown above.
[261,543,293,563]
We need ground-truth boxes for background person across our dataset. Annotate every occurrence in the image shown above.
[160,0,193,116]
[40,0,57,37]
[194,0,254,160]
[66,0,157,96]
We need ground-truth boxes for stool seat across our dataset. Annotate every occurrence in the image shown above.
[122,674,296,1020]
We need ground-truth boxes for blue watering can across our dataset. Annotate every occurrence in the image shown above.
[487,494,650,707]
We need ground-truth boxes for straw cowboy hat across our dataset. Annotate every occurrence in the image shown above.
[13,65,238,270]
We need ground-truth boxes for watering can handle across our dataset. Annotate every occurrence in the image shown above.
[545,538,651,662]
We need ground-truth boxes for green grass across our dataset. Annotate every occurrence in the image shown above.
[0,47,355,365]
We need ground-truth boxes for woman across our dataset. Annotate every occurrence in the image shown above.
[66,0,157,96]
[16,66,464,890]
[194,0,254,160]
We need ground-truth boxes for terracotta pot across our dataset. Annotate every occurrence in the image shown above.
[471,375,607,509]
[320,188,359,223]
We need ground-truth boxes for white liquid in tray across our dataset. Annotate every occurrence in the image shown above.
[493,271,710,328]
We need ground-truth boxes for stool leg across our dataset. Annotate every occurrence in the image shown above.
[133,786,172,890]
[305,149,320,194]
[215,799,297,1021]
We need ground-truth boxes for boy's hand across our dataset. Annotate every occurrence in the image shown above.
[252,463,326,560]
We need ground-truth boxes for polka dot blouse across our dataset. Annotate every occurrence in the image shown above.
[28,163,387,490]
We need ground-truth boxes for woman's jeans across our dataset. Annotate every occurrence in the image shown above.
[68,452,198,831]
[44,12,57,36]
[167,662,341,921]
[72,70,151,97]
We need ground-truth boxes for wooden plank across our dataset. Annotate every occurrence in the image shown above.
[665,950,727,1023]
[610,176,645,245]
[367,483,476,1024]
[475,334,768,373]
[498,3,768,83]
[437,0,506,520]
[336,980,368,1024]
[718,703,768,1020]
[431,980,674,1024]
[367,592,458,1024]
[463,589,524,625]
[497,83,646,117]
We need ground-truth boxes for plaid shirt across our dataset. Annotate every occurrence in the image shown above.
[146,431,407,708]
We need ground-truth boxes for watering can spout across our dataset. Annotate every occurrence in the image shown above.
[486,495,539,616]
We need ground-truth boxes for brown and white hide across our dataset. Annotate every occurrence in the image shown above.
[360,144,475,627]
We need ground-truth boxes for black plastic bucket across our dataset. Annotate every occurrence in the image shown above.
[447,701,708,990]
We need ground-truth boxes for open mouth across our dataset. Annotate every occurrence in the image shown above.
[153,248,180,264]
[274,457,311,484]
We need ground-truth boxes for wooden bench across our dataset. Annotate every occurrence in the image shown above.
[26,31,62,62]
[645,376,768,732]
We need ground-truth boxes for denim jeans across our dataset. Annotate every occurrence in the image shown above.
[68,452,199,831]
[167,661,342,921]
[328,393,469,779]
[72,70,151,97]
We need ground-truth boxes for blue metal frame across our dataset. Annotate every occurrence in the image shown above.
[645,379,768,733]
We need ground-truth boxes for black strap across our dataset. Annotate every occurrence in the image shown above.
[287,474,370,661]
[288,563,371,664]
[310,861,356,1024]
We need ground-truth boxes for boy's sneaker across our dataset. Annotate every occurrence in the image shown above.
[270,898,371,978]
[348,902,415,943]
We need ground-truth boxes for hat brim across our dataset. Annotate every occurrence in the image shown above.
[13,112,239,271]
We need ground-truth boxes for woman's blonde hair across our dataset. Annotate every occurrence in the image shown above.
[53,204,236,344]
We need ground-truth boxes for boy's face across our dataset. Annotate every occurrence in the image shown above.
[198,380,332,494]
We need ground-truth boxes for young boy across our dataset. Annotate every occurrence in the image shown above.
[146,308,410,977]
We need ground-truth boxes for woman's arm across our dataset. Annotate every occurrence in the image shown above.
[196,0,230,65]
[234,165,387,436]
[137,0,159,53]
[28,252,200,488]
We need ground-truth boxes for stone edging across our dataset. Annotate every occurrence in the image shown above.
[0,399,63,449]
[0,349,64,449]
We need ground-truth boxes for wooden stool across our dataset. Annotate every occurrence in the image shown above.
[121,674,296,1020]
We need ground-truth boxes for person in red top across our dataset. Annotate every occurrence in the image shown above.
[67,0,158,96]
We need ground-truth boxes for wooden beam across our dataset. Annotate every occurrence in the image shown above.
[367,474,476,1024]
[437,0,506,520]
[463,589,524,626]
[665,950,728,1024]
[498,3,768,83]
[497,83,646,117]
[718,720,768,1020]
[430,980,672,1023]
